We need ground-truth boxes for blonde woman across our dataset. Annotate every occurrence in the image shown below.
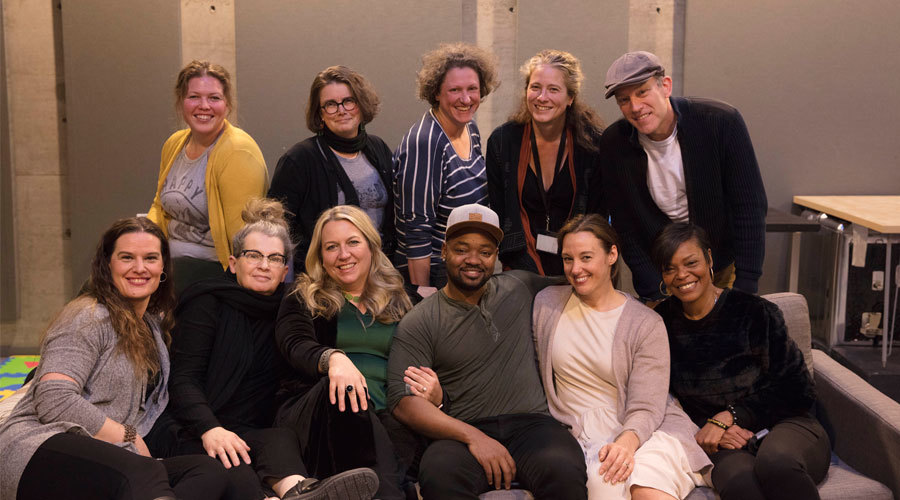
[275,205,417,500]
[486,49,605,276]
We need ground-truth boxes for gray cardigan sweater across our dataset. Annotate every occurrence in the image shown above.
[0,299,170,498]
[533,286,710,473]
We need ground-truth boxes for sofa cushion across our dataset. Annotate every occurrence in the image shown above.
[818,455,893,500]
[761,292,813,375]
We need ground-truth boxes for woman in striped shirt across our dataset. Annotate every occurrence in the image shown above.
[392,43,499,293]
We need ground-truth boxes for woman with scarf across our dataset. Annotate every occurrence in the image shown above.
[486,49,605,276]
[146,199,377,500]
[268,66,395,275]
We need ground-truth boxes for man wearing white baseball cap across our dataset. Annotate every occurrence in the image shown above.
[588,51,767,302]
[386,203,587,499]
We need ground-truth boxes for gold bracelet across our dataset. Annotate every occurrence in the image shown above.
[706,418,730,430]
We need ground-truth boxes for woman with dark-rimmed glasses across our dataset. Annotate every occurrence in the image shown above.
[146,199,377,500]
[269,66,395,275]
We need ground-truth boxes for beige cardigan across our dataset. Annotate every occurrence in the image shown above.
[532,285,711,472]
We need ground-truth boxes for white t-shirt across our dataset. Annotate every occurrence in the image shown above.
[639,126,688,223]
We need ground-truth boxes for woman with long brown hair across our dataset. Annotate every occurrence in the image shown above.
[0,217,227,500]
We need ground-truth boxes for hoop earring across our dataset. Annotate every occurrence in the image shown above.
[659,280,671,297]
[709,268,714,281]
[159,272,168,283]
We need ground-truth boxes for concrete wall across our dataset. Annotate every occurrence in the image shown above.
[1,0,69,347]
[683,0,900,293]
[3,0,899,349]
[61,1,181,291]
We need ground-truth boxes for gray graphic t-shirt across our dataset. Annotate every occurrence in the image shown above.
[159,144,218,260]
[336,153,387,230]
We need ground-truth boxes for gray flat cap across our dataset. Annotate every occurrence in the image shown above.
[604,51,664,98]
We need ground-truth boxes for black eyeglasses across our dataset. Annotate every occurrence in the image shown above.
[238,249,287,268]
[320,97,358,115]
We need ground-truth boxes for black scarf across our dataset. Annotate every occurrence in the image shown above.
[175,273,285,414]
[320,123,368,154]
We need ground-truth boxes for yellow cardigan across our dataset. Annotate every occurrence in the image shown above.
[147,120,268,269]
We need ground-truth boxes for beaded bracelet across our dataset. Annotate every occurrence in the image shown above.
[123,424,137,443]
[706,418,730,430]
[726,404,739,427]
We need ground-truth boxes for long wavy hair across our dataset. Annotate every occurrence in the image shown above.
[292,205,411,323]
[511,49,604,151]
[47,218,175,377]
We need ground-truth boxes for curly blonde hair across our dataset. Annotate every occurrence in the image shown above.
[511,49,604,151]
[292,205,411,323]
[416,42,499,107]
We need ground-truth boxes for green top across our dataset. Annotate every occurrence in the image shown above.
[336,301,396,411]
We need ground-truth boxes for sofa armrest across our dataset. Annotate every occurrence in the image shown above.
[812,349,900,497]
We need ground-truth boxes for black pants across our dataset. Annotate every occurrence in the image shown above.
[17,432,226,500]
[150,424,306,500]
[710,415,831,500]
[276,377,423,500]
[417,413,587,500]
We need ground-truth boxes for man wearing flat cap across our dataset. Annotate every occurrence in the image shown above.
[387,203,587,500]
[588,51,767,301]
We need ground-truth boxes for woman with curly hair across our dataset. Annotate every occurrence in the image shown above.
[393,42,499,292]
[148,60,268,294]
[0,217,227,500]
[487,49,606,276]
[275,205,419,500]
[269,66,396,275]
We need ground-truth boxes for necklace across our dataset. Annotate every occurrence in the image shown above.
[342,291,361,303]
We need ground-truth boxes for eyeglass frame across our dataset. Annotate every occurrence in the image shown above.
[320,97,358,115]
[238,249,288,267]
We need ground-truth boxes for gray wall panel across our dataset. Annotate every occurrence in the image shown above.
[62,1,181,290]
[517,0,630,126]
[684,0,900,293]
[235,0,465,168]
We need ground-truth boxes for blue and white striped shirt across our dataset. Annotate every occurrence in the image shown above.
[393,110,488,268]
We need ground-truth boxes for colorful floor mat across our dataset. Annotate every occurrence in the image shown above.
[0,355,40,401]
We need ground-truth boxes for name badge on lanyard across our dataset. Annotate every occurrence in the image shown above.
[531,127,566,256]
[536,233,558,254]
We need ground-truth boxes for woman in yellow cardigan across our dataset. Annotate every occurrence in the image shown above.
[148,60,268,294]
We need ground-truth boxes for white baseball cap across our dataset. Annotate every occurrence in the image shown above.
[445,204,504,244]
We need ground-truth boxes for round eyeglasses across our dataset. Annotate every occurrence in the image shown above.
[320,97,358,115]
[238,249,287,268]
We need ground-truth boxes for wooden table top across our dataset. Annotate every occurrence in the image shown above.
[793,195,900,233]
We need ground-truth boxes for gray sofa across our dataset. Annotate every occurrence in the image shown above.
[474,293,899,500]
[4,294,898,499]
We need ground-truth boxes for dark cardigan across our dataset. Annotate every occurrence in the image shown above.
[274,291,340,405]
[268,134,395,273]
[486,120,604,272]
[589,97,767,300]
[655,288,816,432]
[163,274,286,437]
